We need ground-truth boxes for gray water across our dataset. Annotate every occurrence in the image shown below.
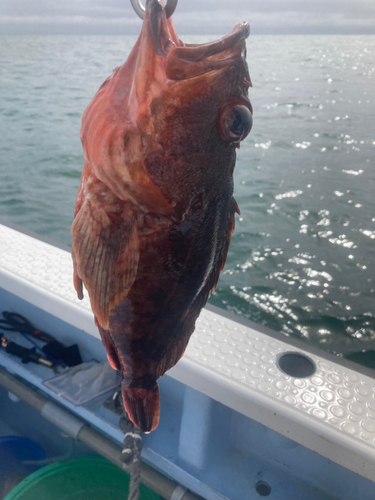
[0,35,374,358]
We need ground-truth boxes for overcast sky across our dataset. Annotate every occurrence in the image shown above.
[1,0,375,35]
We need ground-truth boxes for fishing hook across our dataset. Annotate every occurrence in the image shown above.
[130,0,178,19]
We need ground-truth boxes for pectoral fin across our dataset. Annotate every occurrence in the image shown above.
[71,201,139,328]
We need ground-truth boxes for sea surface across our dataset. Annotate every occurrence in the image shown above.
[0,35,374,359]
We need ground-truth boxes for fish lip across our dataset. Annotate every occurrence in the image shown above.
[194,22,250,66]
[165,22,250,82]
[169,21,250,61]
[217,21,250,56]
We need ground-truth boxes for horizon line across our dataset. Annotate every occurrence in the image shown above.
[1,31,375,36]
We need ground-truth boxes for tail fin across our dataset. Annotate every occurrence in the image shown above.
[121,382,160,433]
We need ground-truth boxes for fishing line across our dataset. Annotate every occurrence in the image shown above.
[120,409,143,500]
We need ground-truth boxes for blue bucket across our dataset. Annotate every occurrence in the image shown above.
[0,436,45,473]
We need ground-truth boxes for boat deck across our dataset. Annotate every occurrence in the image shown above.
[1,220,375,499]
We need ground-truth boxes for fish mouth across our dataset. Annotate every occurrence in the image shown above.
[166,22,250,81]
[144,0,250,81]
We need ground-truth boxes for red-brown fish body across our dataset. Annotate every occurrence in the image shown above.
[72,0,252,432]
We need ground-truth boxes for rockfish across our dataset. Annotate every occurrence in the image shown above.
[72,0,252,432]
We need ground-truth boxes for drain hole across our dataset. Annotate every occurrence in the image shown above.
[255,481,271,496]
[277,352,316,378]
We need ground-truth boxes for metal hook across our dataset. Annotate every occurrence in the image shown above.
[130,0,178,20]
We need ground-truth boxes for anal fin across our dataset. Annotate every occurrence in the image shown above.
[96,319,122,372]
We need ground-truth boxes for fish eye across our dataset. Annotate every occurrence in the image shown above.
[219,103,253,144]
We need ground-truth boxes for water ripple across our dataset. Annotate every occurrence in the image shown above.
[0,34,374,359]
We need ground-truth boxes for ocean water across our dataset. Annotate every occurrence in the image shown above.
[0,35,374,358]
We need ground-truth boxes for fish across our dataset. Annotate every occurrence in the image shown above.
[71,0,252,432]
